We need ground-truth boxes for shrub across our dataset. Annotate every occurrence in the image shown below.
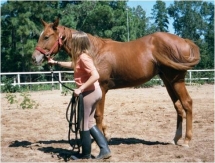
[5,92,39,109]
[1,76,20,93]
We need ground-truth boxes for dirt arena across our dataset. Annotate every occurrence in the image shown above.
[1,84,214,162]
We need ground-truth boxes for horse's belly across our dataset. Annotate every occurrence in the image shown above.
[110,70,157,89]
[111,78,150,89]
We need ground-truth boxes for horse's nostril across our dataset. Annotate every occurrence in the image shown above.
[32,56,37,64]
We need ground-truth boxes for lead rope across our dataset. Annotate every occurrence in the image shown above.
[66,93,84,152]
[49,66,84,153]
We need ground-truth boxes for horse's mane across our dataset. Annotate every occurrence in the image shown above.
[60,25,109,61]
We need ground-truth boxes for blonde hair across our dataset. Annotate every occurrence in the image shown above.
[71,31,92,69]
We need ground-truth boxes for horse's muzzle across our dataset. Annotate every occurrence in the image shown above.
[32,50,44,65]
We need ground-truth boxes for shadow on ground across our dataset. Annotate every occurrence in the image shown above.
[8,137,169,161]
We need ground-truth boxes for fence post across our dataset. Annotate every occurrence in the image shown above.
[13,77,16,86]
[17,74,20,88]
[59,71,62,91]
[189,71,192,85]
[51,72,54,90]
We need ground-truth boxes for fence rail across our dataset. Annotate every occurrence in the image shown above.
[1,69,214,91]
[1,71,75,91]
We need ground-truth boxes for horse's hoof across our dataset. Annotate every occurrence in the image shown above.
[105,134,112,142]
[170,140,176,145]
[181,143,189,148]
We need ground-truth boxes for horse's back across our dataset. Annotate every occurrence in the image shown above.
[151,32,191,49]
[92,32,200,89]
[95,35,158,88]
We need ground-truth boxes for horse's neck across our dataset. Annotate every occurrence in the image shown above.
[62,27,76,54]
[87,34,106,55]
[61,26,106,56]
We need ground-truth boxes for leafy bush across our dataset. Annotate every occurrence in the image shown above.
[5,93,18,105]
[20,92,39,109]
[5,92,39,109]
[1,76,20,93]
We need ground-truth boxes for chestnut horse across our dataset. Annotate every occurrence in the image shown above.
[32,18,200,147]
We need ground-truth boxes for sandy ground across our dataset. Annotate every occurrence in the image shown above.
[1,84,214,162]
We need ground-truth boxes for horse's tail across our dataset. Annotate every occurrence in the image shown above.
[152,36,200,71]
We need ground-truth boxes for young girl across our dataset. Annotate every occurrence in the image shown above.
[48,31,111,160]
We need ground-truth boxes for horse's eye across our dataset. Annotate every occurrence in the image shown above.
[44,36,49,40]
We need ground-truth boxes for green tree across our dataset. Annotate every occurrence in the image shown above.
[63,1,129,41]
[110,1,128,41]
[129,5,148,40]
[168,1,214,69]
[198,2,214,68]
[168,1,204,40]
[1,0,213,74]
[151,0,169,32]
[1,1,62,72]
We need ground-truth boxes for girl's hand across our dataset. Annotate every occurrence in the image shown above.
[74,88,82,96]
[48,58,57,65]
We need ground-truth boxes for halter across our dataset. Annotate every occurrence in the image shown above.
[35,27,64,59]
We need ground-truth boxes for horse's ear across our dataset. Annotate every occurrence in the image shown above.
[52,18,59,30]
[41,19,48,27]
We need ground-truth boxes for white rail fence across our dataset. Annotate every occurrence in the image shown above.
[1,71,75,91]
[0,69,214,91]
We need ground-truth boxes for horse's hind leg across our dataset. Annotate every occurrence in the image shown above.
[160,74,184,145]
[172,81,192,147]
[172,100,184,145]
[161,71,193,147]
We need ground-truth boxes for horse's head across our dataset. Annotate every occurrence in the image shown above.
[32,18,64,65]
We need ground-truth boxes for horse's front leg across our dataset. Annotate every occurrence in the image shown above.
[94,88,107,138]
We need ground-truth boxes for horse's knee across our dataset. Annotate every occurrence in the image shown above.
[182,97,192,113]
[94,114,103,124]
[94,114,104,129]
[174,100,184,117]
